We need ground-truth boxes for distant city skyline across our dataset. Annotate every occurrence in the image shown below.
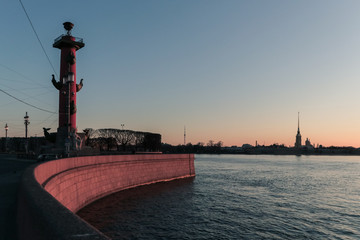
[1,1,360,147]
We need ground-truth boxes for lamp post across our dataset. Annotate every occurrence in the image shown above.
[5,123,8,152]
[121,124,125,130]
[24,112,30,154]
[24,112,30,138]
[5,123,8,138]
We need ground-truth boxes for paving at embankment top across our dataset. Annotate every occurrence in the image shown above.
[0,154,35,240]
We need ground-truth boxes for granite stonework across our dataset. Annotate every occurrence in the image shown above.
[17,154,195,239]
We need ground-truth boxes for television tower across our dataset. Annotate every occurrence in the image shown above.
[184,126,186,145]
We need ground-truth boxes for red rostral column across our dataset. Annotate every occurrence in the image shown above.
[52,22,84,132]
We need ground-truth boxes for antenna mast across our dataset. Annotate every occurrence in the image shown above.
[184,126,186,145]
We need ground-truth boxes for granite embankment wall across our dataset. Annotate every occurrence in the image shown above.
[17,154,195,240]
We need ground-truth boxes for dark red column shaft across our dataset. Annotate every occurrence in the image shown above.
[58,36,77,130]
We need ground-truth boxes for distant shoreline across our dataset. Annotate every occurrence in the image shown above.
[162,143,360,156]
[193,152,360,156]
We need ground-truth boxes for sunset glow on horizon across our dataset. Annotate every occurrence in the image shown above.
[1,1,360,147]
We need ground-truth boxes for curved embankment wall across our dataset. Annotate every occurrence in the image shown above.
[17,154,195,240]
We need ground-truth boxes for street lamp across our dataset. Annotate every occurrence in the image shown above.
[121,124,125,130]
[24,112,30,138]
[5,123,8,138]
[5,123,8,152]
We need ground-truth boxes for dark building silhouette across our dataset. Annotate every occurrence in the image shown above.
[305,138,314,149]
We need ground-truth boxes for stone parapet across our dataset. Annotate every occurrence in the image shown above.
[17,154,195,239]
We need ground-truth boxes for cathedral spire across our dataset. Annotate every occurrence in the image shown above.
[297,112,300,134]
[295,112,302,148]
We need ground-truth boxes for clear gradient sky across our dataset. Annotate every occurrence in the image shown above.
[1,0,360,147]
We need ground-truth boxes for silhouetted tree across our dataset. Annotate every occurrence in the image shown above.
[134,132,145,151]
[97,129,117,151]
[83,128,161,153]
[113,129,135,151]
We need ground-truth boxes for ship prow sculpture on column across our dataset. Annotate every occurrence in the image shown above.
[49,22,86,156]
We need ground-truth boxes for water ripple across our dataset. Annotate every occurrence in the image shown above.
[78,155,360,239]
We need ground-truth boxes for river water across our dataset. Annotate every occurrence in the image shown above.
[78,154,360,239]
